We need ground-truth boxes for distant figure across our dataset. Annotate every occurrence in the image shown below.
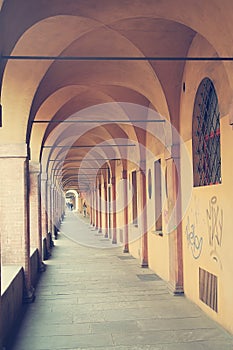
[83,202,87,217]
[70,203,73,211]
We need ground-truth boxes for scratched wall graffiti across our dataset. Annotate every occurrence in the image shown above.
[206,196,223,267]
[185,216,203,259]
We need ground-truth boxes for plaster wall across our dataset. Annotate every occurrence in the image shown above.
[147,156,169,281]
[181,115,233,334]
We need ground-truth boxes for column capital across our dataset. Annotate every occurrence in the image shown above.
[29,161,41,174]
[0,143,27,158]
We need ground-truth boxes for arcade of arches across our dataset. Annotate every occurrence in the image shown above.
[0,0,233,345]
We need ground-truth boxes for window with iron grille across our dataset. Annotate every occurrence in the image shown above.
[199,267,218,312]
[192,77,221,187]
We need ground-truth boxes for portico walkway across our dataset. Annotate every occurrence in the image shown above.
[9,212,233,350]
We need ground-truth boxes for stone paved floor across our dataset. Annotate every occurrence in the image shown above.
[9,211,233,350]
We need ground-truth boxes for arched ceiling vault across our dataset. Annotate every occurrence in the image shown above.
[1,0,233,192]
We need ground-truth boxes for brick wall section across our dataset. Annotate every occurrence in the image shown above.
[0,144,31,290]
[0,159,27,264]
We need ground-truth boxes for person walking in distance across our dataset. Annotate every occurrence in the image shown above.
[83,202,87,217]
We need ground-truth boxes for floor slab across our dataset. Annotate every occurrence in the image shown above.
[9,212,233,350]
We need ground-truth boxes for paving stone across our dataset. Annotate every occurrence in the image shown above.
[137,316,217,331]
[9,212,233,350]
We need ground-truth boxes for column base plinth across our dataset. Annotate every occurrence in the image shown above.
[167,281,184,295]
[23,286,36,304]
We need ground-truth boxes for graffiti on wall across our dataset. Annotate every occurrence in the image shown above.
[206,196,223,268]
[185,216,203,259]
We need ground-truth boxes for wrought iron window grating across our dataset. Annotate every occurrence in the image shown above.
[192,78,221,187]
[199,267,218,312]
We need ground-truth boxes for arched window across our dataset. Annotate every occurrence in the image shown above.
[192,78,221,187]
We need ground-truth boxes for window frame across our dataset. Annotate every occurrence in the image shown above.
[192,77,221,187]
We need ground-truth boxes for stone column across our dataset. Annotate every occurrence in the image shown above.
[50,184,55,237]
[98,183,102,233]
[41,173,50,259]
[122,169,129,253]
[78,194,82,214]
[60,192,65,220]
[54,187,57,225]
[139,164,148,268]
[29,161,44,271]
[47,181,52,234]
[111,176,117,244]
[56,189,59,221]
[58,190,63,222]
[95,186,99,230]
[165,149,183,295]
[0,144,35,302]
[90,190,93,225]
[55,187,58,224]
[104,182,108,238]
[53,186,58,236]
[47,181,53,251]
[57,189,62,224]
[53,186,59,234]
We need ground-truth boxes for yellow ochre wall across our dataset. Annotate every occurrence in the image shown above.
[182,115,233,334]
[147,157,169,282]
[126,155,170,281]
